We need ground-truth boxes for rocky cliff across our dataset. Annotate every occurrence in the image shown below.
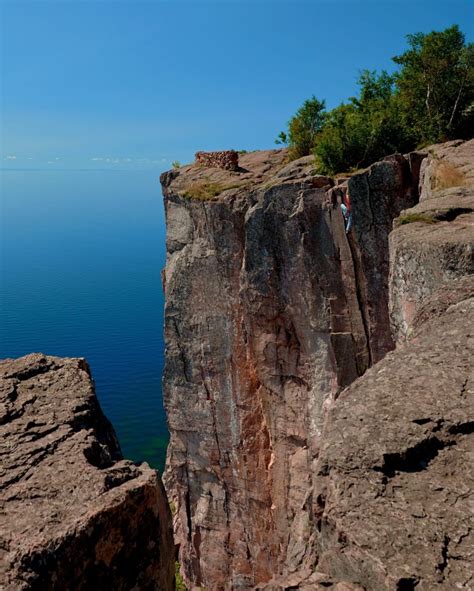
[0,354,174,591]
[291,275,473,591]
[389,139,474,342]
[159,143,451,589]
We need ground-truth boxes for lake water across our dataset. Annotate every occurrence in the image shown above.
[0,169,169,471]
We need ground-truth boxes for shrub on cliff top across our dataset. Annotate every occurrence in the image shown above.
[314,71,413,174]
[276,96,326,160]
[393,25,474,144]
[277,25,473,174]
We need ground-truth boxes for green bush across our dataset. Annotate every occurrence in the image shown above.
[278,25,473,175]
[172,161,181,169]
[175,562,187,591]
[276,96,326,160]
[393,25,474,144]
[314,72,413,175]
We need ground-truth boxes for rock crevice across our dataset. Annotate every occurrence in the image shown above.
[161,148,425,589]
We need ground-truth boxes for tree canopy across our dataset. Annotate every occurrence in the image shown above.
[277,25,474,174]
[276,96,326,160]
[393,25,474,144]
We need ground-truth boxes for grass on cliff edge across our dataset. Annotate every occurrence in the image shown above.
[395,212,439,226]
[182,180,246,201]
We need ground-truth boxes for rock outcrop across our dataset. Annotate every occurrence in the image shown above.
[389,139,474,342]
[310,277,473,591]
[418,139,474,201]
[0,354,174,591]
[161,148,424,589]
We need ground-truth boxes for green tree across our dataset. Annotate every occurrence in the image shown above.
[393,25,474,143]
[276,96,326,160]
[314,71,412,174]
[279,25,473,175]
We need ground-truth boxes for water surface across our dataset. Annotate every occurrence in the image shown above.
[0,169,169,470]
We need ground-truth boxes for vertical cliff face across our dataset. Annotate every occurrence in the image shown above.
[346,153,424,361]
[0,354,174,591]
[161,149,421,589]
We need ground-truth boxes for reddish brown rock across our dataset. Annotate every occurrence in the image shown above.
[0,354,174,591]
[195,150,239,171]
[410,275,474,336]
[160,148,421,589]
[346,153,420,362]
[418,139,474,201]
[258,569,366,590]
[389,140,474,343]
[312,281,473,591]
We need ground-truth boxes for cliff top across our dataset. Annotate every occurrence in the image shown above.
[160,149,333,201]
[162,139,474,205]
[393,139,474,249]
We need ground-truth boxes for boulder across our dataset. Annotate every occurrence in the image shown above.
[313,282,473,590]
[0,354,174,591]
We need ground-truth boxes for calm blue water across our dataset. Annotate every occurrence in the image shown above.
[0,170,169,470]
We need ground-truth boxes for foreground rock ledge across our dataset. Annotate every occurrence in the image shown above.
[0,354,174,591]
[311,280,474,591]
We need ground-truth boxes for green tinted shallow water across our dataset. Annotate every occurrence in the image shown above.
[0,169,169,470]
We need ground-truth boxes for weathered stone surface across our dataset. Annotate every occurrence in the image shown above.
[410,275,474,337]
[419,139,474,201]
[0,354,174,591]
[389,210,473,342]
[312,283,473,591]
[161,148,420,589]
[389,141,474,342]
[258,569,365,590]
[195,150,239,171]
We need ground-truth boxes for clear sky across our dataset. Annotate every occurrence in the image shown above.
[1,0,473,171]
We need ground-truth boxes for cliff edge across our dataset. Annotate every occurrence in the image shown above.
[160,146,430,589]
[0,354,174,591]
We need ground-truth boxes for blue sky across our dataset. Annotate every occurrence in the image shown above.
[1,0,473,171]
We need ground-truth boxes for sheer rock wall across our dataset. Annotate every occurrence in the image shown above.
[161,149,421,589]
